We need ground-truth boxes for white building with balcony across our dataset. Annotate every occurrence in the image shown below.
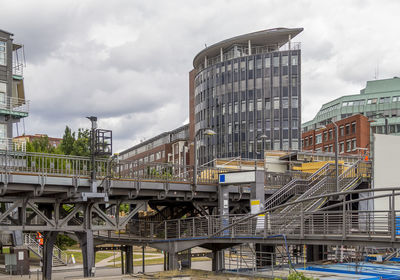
[0,29,28,151]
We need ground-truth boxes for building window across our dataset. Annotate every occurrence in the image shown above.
[379,97,390,104]
[346,140,351,152]
[352,138,357,151]
[345,124,350,135]
[339,142,344,153]
[339,126,344,137]
[309,136,313,145]
[323,131,328,141]
[257,99,262,111]
[367,98,377,104]
[234,102,238,113]
[241,101,246,112]
[351,122,356,134]
[248,100,254,112]
[328,129,333,140]
[393,96,400,102]
[273,97,280,108]
[0,41,6,66]
[316,134,322,144]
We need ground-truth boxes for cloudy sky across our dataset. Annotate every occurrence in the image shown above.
[2,0,400,152]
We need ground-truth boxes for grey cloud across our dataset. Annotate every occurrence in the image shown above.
[2,0,400,152]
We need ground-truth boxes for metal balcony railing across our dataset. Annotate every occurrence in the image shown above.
[0,96,29,116]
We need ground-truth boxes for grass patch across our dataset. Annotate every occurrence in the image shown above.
[65,251,114,264]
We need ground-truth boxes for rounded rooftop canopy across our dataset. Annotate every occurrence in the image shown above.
[193,27,303,69]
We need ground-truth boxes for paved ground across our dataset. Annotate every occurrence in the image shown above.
[0,261,212,280]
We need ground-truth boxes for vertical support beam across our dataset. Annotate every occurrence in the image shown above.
[218,184,229,235]
[42,231,58,280]
[220,48,223,62]
[120,246,125,274]
[342,197,346,239]
[125,245,133,274]
[76,231,95,277]
[391,190,396,241]
[142,246,145,273]
[248,40,252,55]
[167,252,179,270]
[212,250,225,271]
[300,203,304,239]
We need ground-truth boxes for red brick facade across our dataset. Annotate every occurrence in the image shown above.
[302,114,370,155]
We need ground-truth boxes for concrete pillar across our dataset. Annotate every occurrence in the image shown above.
[76,231,95,277]
[255,244,274,267]
[180,249,191,269]
[42,231,58,280]
[251,171,265,205]
[125,245,133,274]
[167,252,179,270]
[211,250,225,271]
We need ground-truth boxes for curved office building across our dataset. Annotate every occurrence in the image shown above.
[191,28,303,165]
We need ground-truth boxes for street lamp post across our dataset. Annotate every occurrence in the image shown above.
[193,128,216,186]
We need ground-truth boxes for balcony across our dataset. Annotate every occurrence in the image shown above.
[0,96,29,118]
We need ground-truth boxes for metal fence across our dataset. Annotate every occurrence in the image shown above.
[124,208,400,242]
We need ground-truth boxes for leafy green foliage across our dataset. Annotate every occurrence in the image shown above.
[26,126,90,157]
[60,126,75,155]
[55,234,77,250]
[26,135,57,154]
[60,126,90,156]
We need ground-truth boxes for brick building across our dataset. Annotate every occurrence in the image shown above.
[302,114,370,155]
[118,125,189,176]
[13,134,62,151]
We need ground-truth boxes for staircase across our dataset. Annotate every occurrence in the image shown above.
[271,160,371,233]
[264,162,333,210]
[24,234,68,266]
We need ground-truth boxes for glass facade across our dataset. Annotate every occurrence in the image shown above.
[194,49,301,165]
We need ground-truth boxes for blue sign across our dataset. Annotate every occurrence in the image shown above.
[219,174,225,183]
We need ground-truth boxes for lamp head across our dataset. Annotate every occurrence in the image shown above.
[203,129,217,136]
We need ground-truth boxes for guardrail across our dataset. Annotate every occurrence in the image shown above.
[0,96,29,115]
[0,151,229,184]
[122,208,400,243]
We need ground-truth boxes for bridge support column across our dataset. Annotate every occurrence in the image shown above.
[42,231,58,280]
[212,250,225,272]
[255,244,275,267]
[125,245,133,274]
[306,245,325,262]
[167,252,179,270]
[76,231,95,277]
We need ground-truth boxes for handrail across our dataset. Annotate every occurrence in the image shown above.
[264,162,332,210]
[24,233,68,265]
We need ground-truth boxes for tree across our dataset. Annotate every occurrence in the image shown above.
[71,128,90,156]
[60,126,75,155]
[26,135,57,153]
